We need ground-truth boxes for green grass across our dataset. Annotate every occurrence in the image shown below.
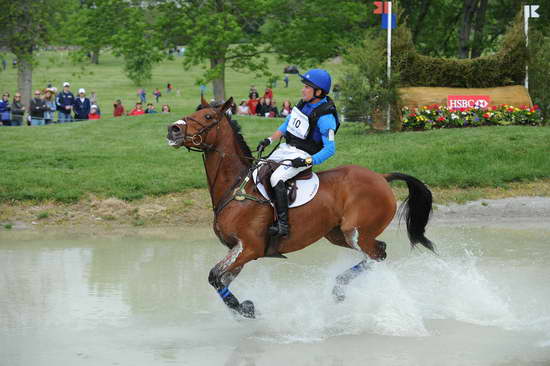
[0,113,549,202]
[0,51,325,115]
[1,51,549,202]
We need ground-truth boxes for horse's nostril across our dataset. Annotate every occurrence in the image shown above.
[171,126,180,133]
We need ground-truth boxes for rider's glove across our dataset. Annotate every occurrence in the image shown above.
[256,138,271,152]
[291,157,313,168]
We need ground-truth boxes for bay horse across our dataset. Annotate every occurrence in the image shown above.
[167,97,435,318]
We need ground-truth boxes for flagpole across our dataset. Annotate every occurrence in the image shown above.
[386,1,392,130]
[524,5,530,90]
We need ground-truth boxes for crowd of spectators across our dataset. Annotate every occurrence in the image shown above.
[233,85,295,119]
[0,82,172,127]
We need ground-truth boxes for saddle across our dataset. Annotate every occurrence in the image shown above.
[254,161,312,205]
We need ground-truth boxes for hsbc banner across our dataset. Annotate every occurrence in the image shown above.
[447,95,491,110]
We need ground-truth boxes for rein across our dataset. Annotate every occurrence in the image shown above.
[178,111,271,216]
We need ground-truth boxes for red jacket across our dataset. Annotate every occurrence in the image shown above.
[114,105,125,117]
[88,113,101,120]
[128,109,145,116]
[247,99,259,115]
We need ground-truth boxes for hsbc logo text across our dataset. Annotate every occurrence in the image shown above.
[447,95,491,110]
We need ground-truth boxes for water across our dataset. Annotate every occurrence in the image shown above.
[1,225,550,366]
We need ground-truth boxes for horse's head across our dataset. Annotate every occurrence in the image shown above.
[167,96,233,151]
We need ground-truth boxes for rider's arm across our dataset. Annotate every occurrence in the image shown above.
[269,115,290,141]
[276,115,290,134]
[311,114,337,165]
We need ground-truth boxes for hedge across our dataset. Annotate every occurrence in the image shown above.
[393,12,527,88]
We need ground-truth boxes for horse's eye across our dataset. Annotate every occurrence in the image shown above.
[205,114,212,120]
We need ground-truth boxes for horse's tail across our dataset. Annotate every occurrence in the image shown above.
[384,173,435,253]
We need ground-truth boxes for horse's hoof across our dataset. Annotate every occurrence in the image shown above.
[239,300,255,318]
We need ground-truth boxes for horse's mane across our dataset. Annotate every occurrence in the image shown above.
[197,102,253,160]
[227,118,253,160]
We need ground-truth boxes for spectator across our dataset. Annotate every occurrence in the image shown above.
[11,93,25,126]
[145,103,157,114]
[264,87,273,100]
[74,88,91,121]
[271,99,280,117]
[237,100,249,115]
[166,83,172,93]
[1,59,6,71]
[153,88,162,103]
[128,102,145,116]
[263,98,278,118]
[88,105,101,120]
[43,89,57,125]
[280,100,292,117]
[248,85,259,99]
[283,75,289,88]
[137,88,146,104]
[30,90,47,126]
[256,97,267,116]
[56,82,74,123]
[0,92,10,126]
[113,99,125,117]
[247,96,259,115]
[161,104,171,113]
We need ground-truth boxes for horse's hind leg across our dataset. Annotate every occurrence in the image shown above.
[329,227,388,302]
[208,240,262,318]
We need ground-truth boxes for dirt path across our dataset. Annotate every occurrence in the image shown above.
[1,181,549,233]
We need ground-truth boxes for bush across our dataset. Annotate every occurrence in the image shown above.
[529,26,550,121]
[340,29,402,129]
[393,12,526,88]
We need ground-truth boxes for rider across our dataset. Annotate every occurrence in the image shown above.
[256,69,339,237]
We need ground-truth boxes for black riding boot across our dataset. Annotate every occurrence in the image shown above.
[269,181,289,237]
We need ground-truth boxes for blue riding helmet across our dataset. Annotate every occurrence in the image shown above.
[299,69,332,94]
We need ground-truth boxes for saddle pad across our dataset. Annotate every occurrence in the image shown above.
[252,169,320,208]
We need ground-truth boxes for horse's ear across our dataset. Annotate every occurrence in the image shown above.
[219,97,234,115]
[200,93,209,108]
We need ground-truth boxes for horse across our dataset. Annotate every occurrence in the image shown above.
[166,97,435,318]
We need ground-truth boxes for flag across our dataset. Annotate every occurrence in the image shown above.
[381,14,397,29]
[373,1,390,14]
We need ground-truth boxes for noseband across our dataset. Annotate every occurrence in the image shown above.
[175,113,222,152]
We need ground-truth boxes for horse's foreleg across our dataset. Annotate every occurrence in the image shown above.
[208,240,260,318]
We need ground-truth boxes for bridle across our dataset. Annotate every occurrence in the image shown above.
[170,112,223,153]
[171,109,267,215]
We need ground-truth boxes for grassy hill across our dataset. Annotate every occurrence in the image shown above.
[1,51,549,204]
[0,112,549,202]
[0,51,332,115]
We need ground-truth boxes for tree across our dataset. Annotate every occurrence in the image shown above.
[458,0,488,58]
[155,0,274,102]
[0,0,62,109]
[265,0,370,66]
[111,6,166,85]
[64,0,124,64]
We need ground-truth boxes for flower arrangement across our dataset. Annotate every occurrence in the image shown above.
[402,104,545,131]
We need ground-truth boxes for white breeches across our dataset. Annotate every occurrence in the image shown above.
[268,143,311,187]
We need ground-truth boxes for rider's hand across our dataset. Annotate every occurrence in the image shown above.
[256,138,271,152]
[291,157,313,168]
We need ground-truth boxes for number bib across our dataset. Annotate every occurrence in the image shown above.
[286,107,310,139]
